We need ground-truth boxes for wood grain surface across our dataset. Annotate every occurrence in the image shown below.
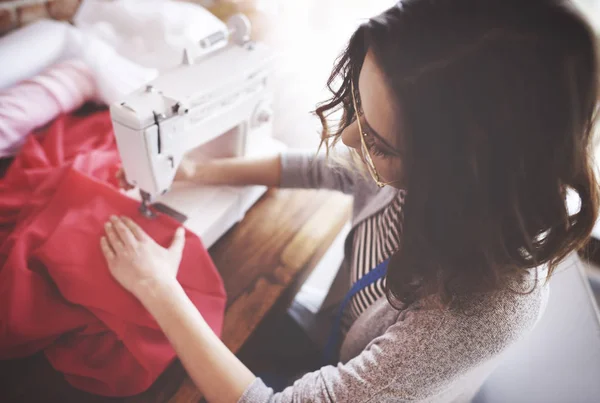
[0,188,352,403]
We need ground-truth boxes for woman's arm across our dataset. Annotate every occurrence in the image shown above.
[100,216,499,403]
[119,149,357,193]
[183,149,357,194]
[139,279,255,403]
[101,215,255,403]
[185,155,282,187]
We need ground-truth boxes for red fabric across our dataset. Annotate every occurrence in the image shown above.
[0,112,227,396]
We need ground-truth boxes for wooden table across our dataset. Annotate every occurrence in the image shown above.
[0,188,352,403]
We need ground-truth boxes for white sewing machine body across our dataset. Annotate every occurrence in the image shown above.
[110,14,282,247]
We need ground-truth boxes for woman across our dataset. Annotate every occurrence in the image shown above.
[103,0,599,401]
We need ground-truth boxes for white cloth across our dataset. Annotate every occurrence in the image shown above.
[0,19,157,105]
[62,25,158,103]
[0,0,226,104]
[0,20,72,91]
[73,0,227,72]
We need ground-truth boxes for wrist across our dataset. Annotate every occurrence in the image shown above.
[191,159,227,185]
[134,277,182,307]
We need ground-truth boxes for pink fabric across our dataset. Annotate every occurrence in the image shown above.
[0,59,97,158]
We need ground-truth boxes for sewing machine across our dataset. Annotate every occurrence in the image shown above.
[110,13,283,247]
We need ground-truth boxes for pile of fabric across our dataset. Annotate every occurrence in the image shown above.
[0,0,228,397]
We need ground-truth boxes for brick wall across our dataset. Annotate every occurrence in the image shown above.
[0,0,81,35]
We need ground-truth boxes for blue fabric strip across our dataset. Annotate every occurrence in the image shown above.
[322,258,389,364]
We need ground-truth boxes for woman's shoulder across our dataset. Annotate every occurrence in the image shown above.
[337,275,549,401]
[397,267,550,354]
[344,268,549,359]
[423,268,548,340]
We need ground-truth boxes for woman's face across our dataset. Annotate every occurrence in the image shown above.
[341,50,405,188]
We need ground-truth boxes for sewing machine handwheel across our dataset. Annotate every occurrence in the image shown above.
[227,14,252,45]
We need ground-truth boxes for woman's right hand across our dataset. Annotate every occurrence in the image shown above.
[115,158,199,190]
[174,158,198,182]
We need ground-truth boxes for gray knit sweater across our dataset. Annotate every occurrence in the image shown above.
[239,150,549,403]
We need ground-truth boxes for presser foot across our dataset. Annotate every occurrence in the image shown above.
[138,190,157,219]
[138,202,157,219]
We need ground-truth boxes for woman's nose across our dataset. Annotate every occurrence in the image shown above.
[341,120,361,150]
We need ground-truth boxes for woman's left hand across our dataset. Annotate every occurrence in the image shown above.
[100,215,186,298]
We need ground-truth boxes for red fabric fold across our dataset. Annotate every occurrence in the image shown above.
[0,112,227,396]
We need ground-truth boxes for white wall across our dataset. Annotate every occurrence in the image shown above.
[268,0,398,149]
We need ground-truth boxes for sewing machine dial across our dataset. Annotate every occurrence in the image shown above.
[226,14,251,45]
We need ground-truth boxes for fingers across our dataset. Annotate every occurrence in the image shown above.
[110,215,138,249]
[104,215,184,257]
[100,236,115,260]
[169,227,186,254]
[105,221,126,254]
[121,216,149,242]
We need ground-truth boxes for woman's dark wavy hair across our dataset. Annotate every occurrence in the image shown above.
[316,0,599,308]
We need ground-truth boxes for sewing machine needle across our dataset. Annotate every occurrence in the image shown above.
[138,190,157,219]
